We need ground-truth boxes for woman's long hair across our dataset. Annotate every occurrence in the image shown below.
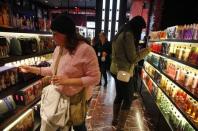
[51,13,80,54]
[113,16,146,47]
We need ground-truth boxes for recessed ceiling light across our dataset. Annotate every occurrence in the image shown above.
[45,0,48,3]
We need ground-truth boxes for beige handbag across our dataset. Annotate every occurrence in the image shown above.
[40,48,70,127]
[117,70,131,82]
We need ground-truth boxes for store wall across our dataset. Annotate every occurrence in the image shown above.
[160,0,198,30]
[130,0,144,18]
[95,0,128,41]
[129,0,149,24]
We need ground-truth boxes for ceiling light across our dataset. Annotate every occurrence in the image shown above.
[45,0,48,3]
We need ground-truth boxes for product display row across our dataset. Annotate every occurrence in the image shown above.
[0,35,55,58]
[3,101,41,131]
[141,27,198,130]
[145,53,198,98]
[11,15,50,32]
[0,0,50,32]
[0,76,50,130]
[142,70,195,131]
[150,42,198,67]
[0,28,53,130]
[0,1,54,129]
[150,24,198,40]
[143,62,197,129]
[0,54,52,94]
[4,54,52,67]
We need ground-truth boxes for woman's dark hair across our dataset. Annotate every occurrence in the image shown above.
[51,13,79,54]
[114,16,146,47]
[99,32,108,42]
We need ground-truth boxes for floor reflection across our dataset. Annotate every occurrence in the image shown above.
[86,75,153,131]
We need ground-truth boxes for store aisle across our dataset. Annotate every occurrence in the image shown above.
[86,75,153,131]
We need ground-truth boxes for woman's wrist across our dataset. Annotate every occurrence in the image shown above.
[29,66,41,75]
[39,67,41,75]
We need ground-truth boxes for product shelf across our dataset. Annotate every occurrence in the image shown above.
[0,50,53,67]
[0,97,41,130]
[0,26,51,35]
[145,61,198,101]
[149,39,198,44]
[151,51,198,70]
[143,68,198,130]
[0,76,43,99]
[141,75,174,131]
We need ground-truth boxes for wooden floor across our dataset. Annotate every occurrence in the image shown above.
[86,74,153,131]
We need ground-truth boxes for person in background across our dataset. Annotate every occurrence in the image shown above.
[20,13,100,131]
[110,16,150,131]
[95,32,111,87]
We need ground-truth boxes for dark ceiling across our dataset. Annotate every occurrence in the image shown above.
[36,0,96,8]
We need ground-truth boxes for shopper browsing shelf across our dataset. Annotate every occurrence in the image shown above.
[20,13,100,131]
[110,16,150,131]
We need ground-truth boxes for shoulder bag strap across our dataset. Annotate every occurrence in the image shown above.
[53,47,63,75]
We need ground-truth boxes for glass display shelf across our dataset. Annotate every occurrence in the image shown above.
[143,68,198,130]
[0,76,43,99]
[149,39,198,44]
[145,61,198,101]
[0,26,51,35]
[151,51,198,70]
[0,97,41,130]
[141,76,174,131]
[0,50,53,67]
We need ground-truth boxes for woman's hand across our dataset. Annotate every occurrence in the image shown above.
[51,75,69,86]
[19,65,32,73]
[102,51,107,57]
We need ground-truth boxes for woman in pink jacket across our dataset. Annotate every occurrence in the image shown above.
[20,13,100,131]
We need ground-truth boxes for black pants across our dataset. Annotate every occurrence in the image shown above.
[112,74,134,110]
[133,65,141,92]
[100,64,107,84]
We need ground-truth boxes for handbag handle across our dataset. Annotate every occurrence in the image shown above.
[53,47,63,75]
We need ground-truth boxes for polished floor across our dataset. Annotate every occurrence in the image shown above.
[86,74,153,131]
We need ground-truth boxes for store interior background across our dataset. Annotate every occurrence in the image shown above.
[0,0,198,130]
[2,0,198,40]
[33,0,198,42]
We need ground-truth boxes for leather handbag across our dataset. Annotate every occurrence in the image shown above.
[117,70,131,83]
[40,48,70,127]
